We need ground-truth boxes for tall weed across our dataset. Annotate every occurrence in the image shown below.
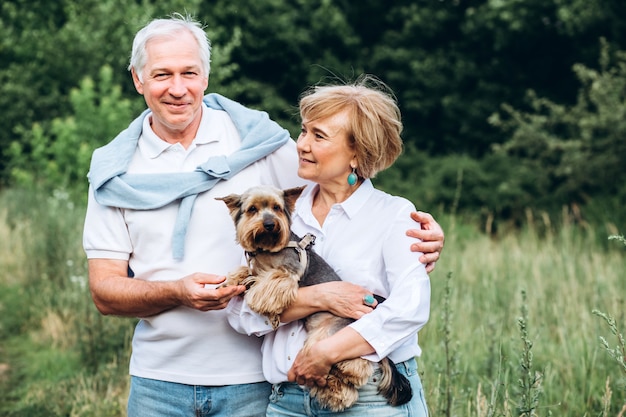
[1,189,624,415]
[422,212,625,415]
[0,188,134,416]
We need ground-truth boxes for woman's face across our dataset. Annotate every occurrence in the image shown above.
[296,110,357,187]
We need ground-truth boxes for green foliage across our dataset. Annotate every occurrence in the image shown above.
[377,37,626,229]
[515,291,546,417]
[490,38,626,208]
[2,0,626,226]
[0,0,204,180]
[0,189,135,416]
[609,235,626,246]
[376,149,553,232]
[1,188,625,415]
[432,272,460,417]
[593,310,626,380]
[7,66,142,201]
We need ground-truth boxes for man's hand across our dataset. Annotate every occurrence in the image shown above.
[88,258,246,317]
[407,211,445,273]
[178,273,246,311]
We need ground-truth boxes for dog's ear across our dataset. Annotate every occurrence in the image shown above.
[282,186,306,214]
[215,194,242,215]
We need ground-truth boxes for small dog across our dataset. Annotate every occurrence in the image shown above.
[216,185,412,411]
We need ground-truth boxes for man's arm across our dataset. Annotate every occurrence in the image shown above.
[408,211,445,273]
[88,258,246,317]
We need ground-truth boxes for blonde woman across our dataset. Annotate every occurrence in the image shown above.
[228,75,431,416]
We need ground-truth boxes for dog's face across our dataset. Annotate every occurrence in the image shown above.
[216,185,305,252]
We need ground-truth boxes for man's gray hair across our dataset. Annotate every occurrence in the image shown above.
[128,12,211,82]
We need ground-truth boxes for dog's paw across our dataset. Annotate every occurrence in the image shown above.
[245,271,299,316]
[219,266,252,288]
[269,314,281,330]
[217,279,239,289]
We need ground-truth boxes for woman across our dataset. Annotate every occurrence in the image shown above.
[228,75,430,416]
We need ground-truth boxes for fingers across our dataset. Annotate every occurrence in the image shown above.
[198,273,228,286]
[287,358,329,388]
[408,211,445,254]
[407,226,445,246]
[362,294,378,309]
[181,273,246,311]
[409,210,444,233]
[410,210,435,226]
[321,282,376,319]
[408,211,444,273]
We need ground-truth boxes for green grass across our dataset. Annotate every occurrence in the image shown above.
[0,188,133,416]
[0,188,624,416]
[420,218,626,416]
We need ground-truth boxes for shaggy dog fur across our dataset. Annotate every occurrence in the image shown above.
[216,185,412,411]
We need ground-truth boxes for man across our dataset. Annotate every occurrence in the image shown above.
[83,13,444,417]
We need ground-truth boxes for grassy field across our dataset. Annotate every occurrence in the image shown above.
[0,188,624,416]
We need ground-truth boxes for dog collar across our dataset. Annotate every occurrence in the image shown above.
[285,233,316,271]
[245,233,316,272]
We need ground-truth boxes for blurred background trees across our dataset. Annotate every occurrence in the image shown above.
[2,0,625,232]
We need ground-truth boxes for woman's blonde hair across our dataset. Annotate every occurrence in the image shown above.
[298,75,403,179]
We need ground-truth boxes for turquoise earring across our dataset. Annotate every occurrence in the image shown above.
[347,168,358,186]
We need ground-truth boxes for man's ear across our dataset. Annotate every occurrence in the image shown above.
[131,68,144,94]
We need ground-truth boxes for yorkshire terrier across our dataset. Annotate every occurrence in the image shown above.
[216,185,412,411]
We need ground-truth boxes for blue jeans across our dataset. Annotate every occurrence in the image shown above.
[267,358,428,416]
[128,376,271,417]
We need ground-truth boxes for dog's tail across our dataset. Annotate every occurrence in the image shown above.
[377,358,413,406]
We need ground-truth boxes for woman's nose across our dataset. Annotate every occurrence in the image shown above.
[296,134,309,150]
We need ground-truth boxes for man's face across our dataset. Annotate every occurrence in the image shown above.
[132,30,209,143]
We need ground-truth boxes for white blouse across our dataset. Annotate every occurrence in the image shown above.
[226,179,431,383]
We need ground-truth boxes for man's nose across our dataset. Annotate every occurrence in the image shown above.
[168,74,187,96]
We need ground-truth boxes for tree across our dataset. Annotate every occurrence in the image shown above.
[7,66,143,200]
[0,0,201,183]
[490,39,626,209]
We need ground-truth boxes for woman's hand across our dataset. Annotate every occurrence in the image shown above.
[288,341,334,387]
[314,281,378,320]
[288,327,375,388]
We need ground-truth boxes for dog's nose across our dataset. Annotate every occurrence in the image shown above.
[263,220,275,231]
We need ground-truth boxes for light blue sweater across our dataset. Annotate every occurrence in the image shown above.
[87,93,291,260]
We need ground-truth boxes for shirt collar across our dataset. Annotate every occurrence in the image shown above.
[339,179,374,219]
[140,102,220,159]
[296,179,375,221]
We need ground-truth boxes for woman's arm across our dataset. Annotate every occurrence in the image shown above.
[287,326,373,387]
[279,281,377,323]
[288,201,432,385]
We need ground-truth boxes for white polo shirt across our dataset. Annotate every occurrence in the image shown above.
[83,103,305,385]
[227,180,431,383]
